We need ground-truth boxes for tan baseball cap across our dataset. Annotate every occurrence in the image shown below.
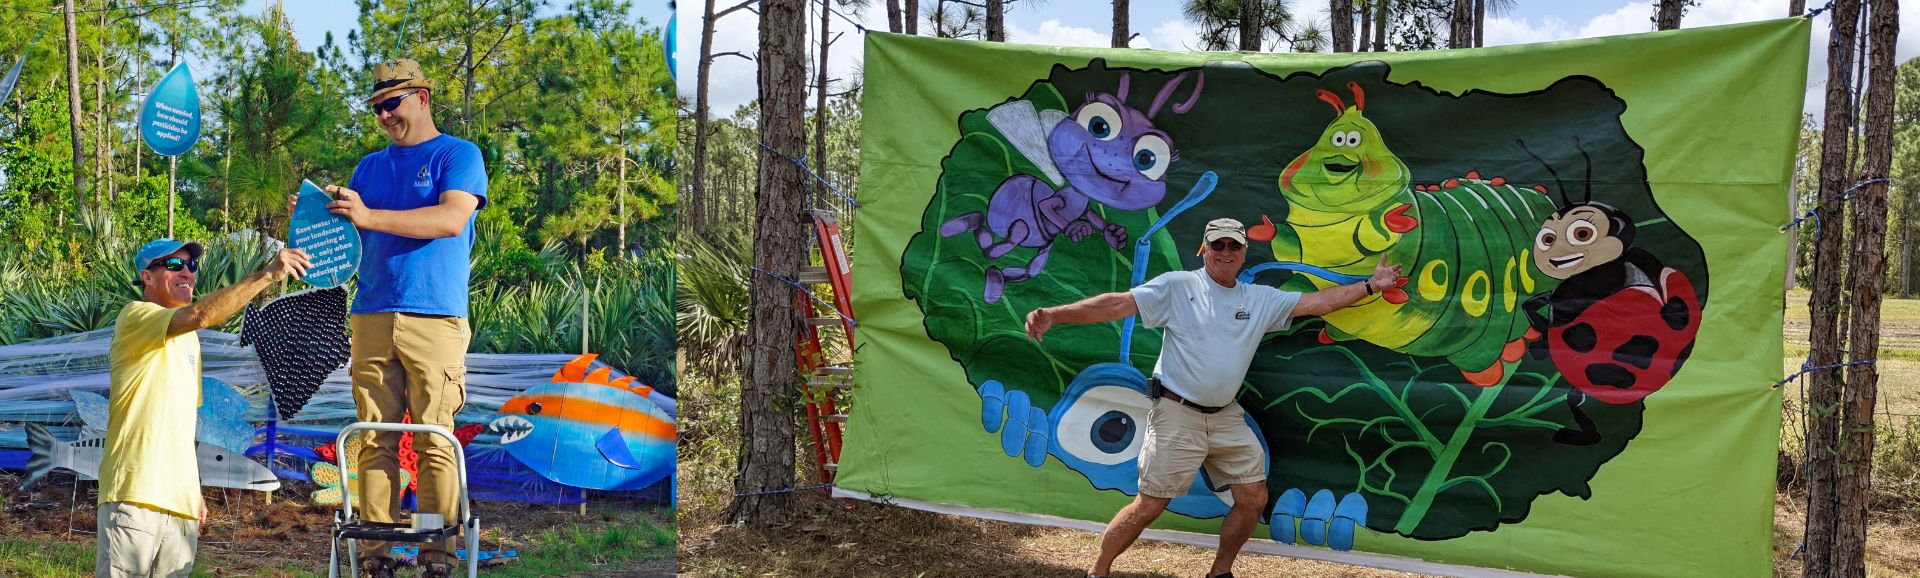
[367,59,435,103]
[1203,218,1247,245]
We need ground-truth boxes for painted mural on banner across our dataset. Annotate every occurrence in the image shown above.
[838,20,1809,578]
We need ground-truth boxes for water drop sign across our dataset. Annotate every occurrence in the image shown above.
[140,63,202,156]
[288,180,362,289]
[665,12,678,79]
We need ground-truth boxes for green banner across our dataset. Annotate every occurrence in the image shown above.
[841,19,1806,577]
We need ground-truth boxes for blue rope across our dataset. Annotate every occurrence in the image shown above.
[1805,1,1834,18]
[733,483,834,497]
[752,265,859,328]
[1780,178,1890,233]
[816,0,867,34]
[759,141,861,209]
[1773,358,1876,389]
[392,0,415,61]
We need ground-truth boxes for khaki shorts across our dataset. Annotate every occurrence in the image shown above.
[1137,397,1267,499]
[96,501,198,578]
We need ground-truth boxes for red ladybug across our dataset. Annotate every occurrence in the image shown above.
[1524,200,1701,445]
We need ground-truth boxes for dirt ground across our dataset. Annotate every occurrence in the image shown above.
[0,470,673,577]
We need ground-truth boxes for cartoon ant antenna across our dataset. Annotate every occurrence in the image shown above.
[1517,138,1576,208]
[1315,89,1345,114]
[1346,81,1365,111]
[1573,135,1594,204]
[1116,72,1131,102]
[1148,71,1203,119]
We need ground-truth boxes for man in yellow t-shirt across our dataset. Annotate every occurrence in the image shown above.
[98,238,309,578]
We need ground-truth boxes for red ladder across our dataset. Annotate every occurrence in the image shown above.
[795,210,855,482]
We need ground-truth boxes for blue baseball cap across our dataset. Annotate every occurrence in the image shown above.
[132,238,204,286]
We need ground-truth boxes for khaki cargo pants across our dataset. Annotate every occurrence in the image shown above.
[95,501,198,578]
[349,312,469,566]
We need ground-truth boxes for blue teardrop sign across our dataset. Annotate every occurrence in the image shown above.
[140,63,202,157]
[665,13,678,80]
[287,180,362,289]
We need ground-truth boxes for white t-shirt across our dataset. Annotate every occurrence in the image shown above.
[1131,270,1301,407]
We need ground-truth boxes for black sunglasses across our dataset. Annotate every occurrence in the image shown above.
[1209,239,1245,252]
[371,89,423,114]
[149,257,199,273]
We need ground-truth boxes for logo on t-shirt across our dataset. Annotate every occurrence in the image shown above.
[414,166,432,188]
[1235,306,1250,320]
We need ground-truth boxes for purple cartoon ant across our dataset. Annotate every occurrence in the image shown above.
[940,70,1205,303]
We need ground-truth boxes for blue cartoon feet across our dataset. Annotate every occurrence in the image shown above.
[1270,488,1367,552]
[979,380,1049,467]
[1269,488,1307,544]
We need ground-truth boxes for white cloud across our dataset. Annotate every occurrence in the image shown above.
[1008,19,1116,49]
[1150,19,1203,52]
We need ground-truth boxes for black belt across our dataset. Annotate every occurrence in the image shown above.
[1149,377,1229,414]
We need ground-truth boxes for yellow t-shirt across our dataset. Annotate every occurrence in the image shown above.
[99,300,202,520]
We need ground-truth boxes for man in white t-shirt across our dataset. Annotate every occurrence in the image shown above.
[1025,218,1401,578]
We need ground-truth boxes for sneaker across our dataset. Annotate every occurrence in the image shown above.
[422,562,455,578]
[358,557,395,578]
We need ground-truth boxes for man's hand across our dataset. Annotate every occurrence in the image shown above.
[324,185,372,226]
[259,248,313,280]
[1367,254,1402,293]
[1026,307,1055,343]
[285,193,298,215]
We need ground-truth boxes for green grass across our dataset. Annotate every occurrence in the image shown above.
[1785,288,1920,323]
[0,538,93,578]
[489,513,674,577]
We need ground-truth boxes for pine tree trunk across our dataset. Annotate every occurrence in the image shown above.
[1835,0,1898,572]
[986,0,1004,41]
[906,0,918,35]
[693,0,720,230]
[1474,0,1485,47]
[1373,3,1388,51]
[816,0,832,177]
[887,0,903,33]
[1450,0,1470,48]
[1803,0,1863,574]
[1791,0,1807,16]
[1357,1,1371,52]
[1112,0,1129,48]
[726,0,807,527]
[1655,0,1684,30]
[1331,0,1353,52]
[1238,0,1261,51]
[63,0,86,203]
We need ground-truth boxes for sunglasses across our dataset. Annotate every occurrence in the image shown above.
[371,89,423,115]
[1209,239,1245,252]
[149,257,199,273]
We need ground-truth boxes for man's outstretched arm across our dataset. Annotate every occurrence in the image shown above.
[1026,291,1140,343]
[166,249,311,337]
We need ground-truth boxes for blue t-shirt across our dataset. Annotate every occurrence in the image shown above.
[347,134,488,317]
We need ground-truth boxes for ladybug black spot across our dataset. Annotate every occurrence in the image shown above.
[1671,340,1695,378]
[1613,335,1659,370]
[1565,323,1597,353]
[1586,363,1637,389]
[1661,296,1690,331]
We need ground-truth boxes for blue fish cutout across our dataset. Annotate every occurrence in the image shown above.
[485,360,675,491]
[139,63,202,156]
[69,377,256,453]
[286,180,363,289]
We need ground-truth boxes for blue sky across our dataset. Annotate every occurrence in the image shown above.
[676,0,1919,119]
[222,0,674,69]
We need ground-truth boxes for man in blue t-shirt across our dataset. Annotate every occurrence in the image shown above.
[294,58,486,578]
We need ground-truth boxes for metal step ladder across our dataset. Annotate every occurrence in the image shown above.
[327,422,480,578]
[796,210,856,481]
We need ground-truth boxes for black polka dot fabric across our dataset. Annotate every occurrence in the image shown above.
[240,286,350,420]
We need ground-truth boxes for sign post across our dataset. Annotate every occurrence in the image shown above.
[139,63,203,237]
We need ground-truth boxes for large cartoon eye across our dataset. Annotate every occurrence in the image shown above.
[1076,102,1122,141]
[1535,227,1557,251]
[1329,131,1348,147]
[1055,384,1153,466]
[1568,220,1598,246]
[1133,135,1171,181]
[1344,131,1364,148]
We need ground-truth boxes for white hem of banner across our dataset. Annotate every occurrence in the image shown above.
[832,488,1565,578]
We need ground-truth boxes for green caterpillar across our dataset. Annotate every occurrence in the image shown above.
[1249,82,1561,386]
